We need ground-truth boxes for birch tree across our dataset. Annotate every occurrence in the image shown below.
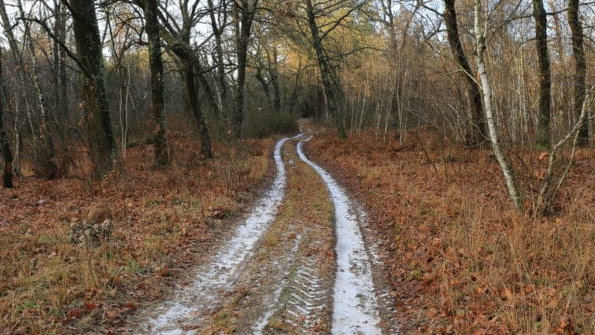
[473,0,523,210]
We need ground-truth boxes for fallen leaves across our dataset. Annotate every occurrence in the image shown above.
[0,136,275,333]
[306,128,595,334]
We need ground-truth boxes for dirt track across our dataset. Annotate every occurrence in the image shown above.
[130,132,398,334]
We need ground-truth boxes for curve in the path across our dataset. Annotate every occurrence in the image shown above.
[297,138,382,335]
[139,136,295,334]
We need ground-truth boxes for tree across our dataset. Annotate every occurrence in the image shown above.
[207,0,229,119]
[143,0,170,166]
[0,0,57,178]
[568,0,589,146]
[474,0,523,210]
[153,0,213,158]
[532,0,551,149]
[69,0,117,178]
[231,0,259,138]
[0,47,14,188]
[443,0,486,147]
[304,0,355,139]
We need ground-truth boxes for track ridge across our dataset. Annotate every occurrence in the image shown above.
[283,257,329,331]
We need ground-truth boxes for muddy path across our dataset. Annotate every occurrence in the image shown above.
[129,133,397,334]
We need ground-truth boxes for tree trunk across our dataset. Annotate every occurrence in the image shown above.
[232,0,258,138]
[0,0,39,165]
[207,0,227,118]
[443,0,486,147]
[305,0,346,138]
[474,0,523,210]
[568,0,589,146]
[532,0,552,149]
[0,48,14,188]
[55,2,68,137]
[144,0,170,166]
[184,61,212,159]
[269,48,282,114]
[69,0,116,178]
[17,0,57,178]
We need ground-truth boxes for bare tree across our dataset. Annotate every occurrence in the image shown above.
[474,0,523,210]
[0,47,14,188]
[69,0,117,178]
[568,0,589,146]
[532,0,552,149]
[304,0,360,139]
[207,0,228,118]
[155,0,213,158]
[0,0,57,178]
[143,0,170,166]
[231,0,259,138]
[443,0,486,147]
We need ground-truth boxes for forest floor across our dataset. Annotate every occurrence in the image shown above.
[305,126,594,334]
[1,123,593,334]
[0,133,278,334]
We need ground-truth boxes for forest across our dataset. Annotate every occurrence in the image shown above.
[0,0,593,334]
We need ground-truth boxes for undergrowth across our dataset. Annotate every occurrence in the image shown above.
[306,127,594,334]
[0,132,274,334]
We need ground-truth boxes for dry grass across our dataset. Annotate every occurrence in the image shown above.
[306,128,594,334]
[0,132,275,334]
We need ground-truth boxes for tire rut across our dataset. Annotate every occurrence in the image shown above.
[129,132,396,334]
[297,136,384,334]
[131,136,293,334]
[283,258,329,331]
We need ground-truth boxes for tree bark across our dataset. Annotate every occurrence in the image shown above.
[0,0,39,167]
[17,0,57,178]
[305,0,346,138]
[232,0,258,138]
[183,60,212,159]
[69,0,116,178]
[269,47,282,114]
[207,0,227,118]
[532,0,552,149]
[55,2,68,136]
[144,0,170,166]
[474,0,523,210]
[0,48,14,188]
[568,0,589,146]
[443,0,486,147]
[159,15,213,158]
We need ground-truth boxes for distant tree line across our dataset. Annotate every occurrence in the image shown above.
[0,0,593,212]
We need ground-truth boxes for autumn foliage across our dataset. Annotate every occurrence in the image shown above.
[0,131,274,333]
[305,128,594,334]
